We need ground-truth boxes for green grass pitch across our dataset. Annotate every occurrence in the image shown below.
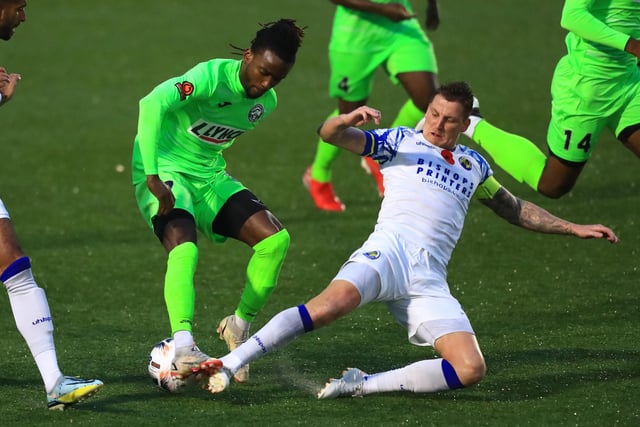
[0,0,637,425]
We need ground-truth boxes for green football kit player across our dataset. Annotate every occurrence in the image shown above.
[132,19,305,385]
[463,0,640,198]
[304,0,529,212]
[304,0,440,212]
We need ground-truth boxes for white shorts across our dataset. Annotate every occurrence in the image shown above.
[0,198,10,219]
[333,228,474,347]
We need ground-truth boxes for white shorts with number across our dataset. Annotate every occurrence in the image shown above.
[333,227,474,347]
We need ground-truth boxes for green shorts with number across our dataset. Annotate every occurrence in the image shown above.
[328,33,437,102]
[547,55,640,162]
[134,170,245,243]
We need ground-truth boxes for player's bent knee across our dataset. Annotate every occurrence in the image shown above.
[256,228,290,259]
[457,358,487,386]
[444,356,486,388]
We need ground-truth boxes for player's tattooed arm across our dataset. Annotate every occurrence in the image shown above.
[480,187,573,234]
[480,187,619,242]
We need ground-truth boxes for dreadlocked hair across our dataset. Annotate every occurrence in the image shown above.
[230,19,305,64]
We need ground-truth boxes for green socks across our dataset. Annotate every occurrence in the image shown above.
[236,229,291,322]
[311,109,340,183]
[165,242,198,334]
[470,119,547,190]
[164,230,290,331]
[391,99,424,128]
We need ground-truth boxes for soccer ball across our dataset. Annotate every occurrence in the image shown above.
[148,338,185,392]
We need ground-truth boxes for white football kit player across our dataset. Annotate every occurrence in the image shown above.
[334,126,493,346]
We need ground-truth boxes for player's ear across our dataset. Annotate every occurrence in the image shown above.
[461,117,470,133]
[242,49,253,64]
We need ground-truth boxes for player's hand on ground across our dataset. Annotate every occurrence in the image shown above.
[344,106,381,128]
[571,224,619,243]
[146,175,176,216]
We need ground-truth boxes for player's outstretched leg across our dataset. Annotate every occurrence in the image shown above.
[47,376,103,410]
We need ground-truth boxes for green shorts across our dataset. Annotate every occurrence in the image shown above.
[547,56,640,162]
[328,33,437,101]
[134,169,245,243]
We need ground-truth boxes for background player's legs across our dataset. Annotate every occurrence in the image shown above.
[536,156,585,198]
[464,118,548,191]
[310,109,341,184]
[306,99,366,211]
[621,126,640,157]
[394,71,437,127]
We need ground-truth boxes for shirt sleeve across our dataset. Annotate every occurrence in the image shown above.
[136,62,213,176]
[561,0,630,52]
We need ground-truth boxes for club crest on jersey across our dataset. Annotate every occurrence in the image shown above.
[363,250,381,260]
[248,104,264,122]
[189,119,245,144]
[175,81,194,101]
[458,157,472,170]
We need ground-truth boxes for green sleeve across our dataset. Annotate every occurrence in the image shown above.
[561,0,630,51]
[136,85,170,176]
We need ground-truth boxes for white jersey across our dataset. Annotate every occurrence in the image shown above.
[366,126,493,267]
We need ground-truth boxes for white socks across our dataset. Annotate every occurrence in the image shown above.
[360,359,451,394]
[172,330,195,349]
[4,265,62,393]
[220,306,307,374]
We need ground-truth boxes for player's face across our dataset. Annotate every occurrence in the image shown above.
[0,0,26,41]
[421,94,470,149]
[240,49,293,99]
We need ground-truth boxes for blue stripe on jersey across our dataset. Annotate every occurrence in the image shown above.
[297,304,314,332]
[441,359,464,389]
[0,256,31,282]
[365,128,403,164]
[361,131,375,156]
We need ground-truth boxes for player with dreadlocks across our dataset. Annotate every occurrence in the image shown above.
[132,19,305,386]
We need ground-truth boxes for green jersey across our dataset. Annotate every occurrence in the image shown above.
[132,58,277,184]
[329,0,426,53]
[562,0,640,76]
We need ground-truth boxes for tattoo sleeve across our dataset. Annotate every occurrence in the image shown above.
[480,187,573,235]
